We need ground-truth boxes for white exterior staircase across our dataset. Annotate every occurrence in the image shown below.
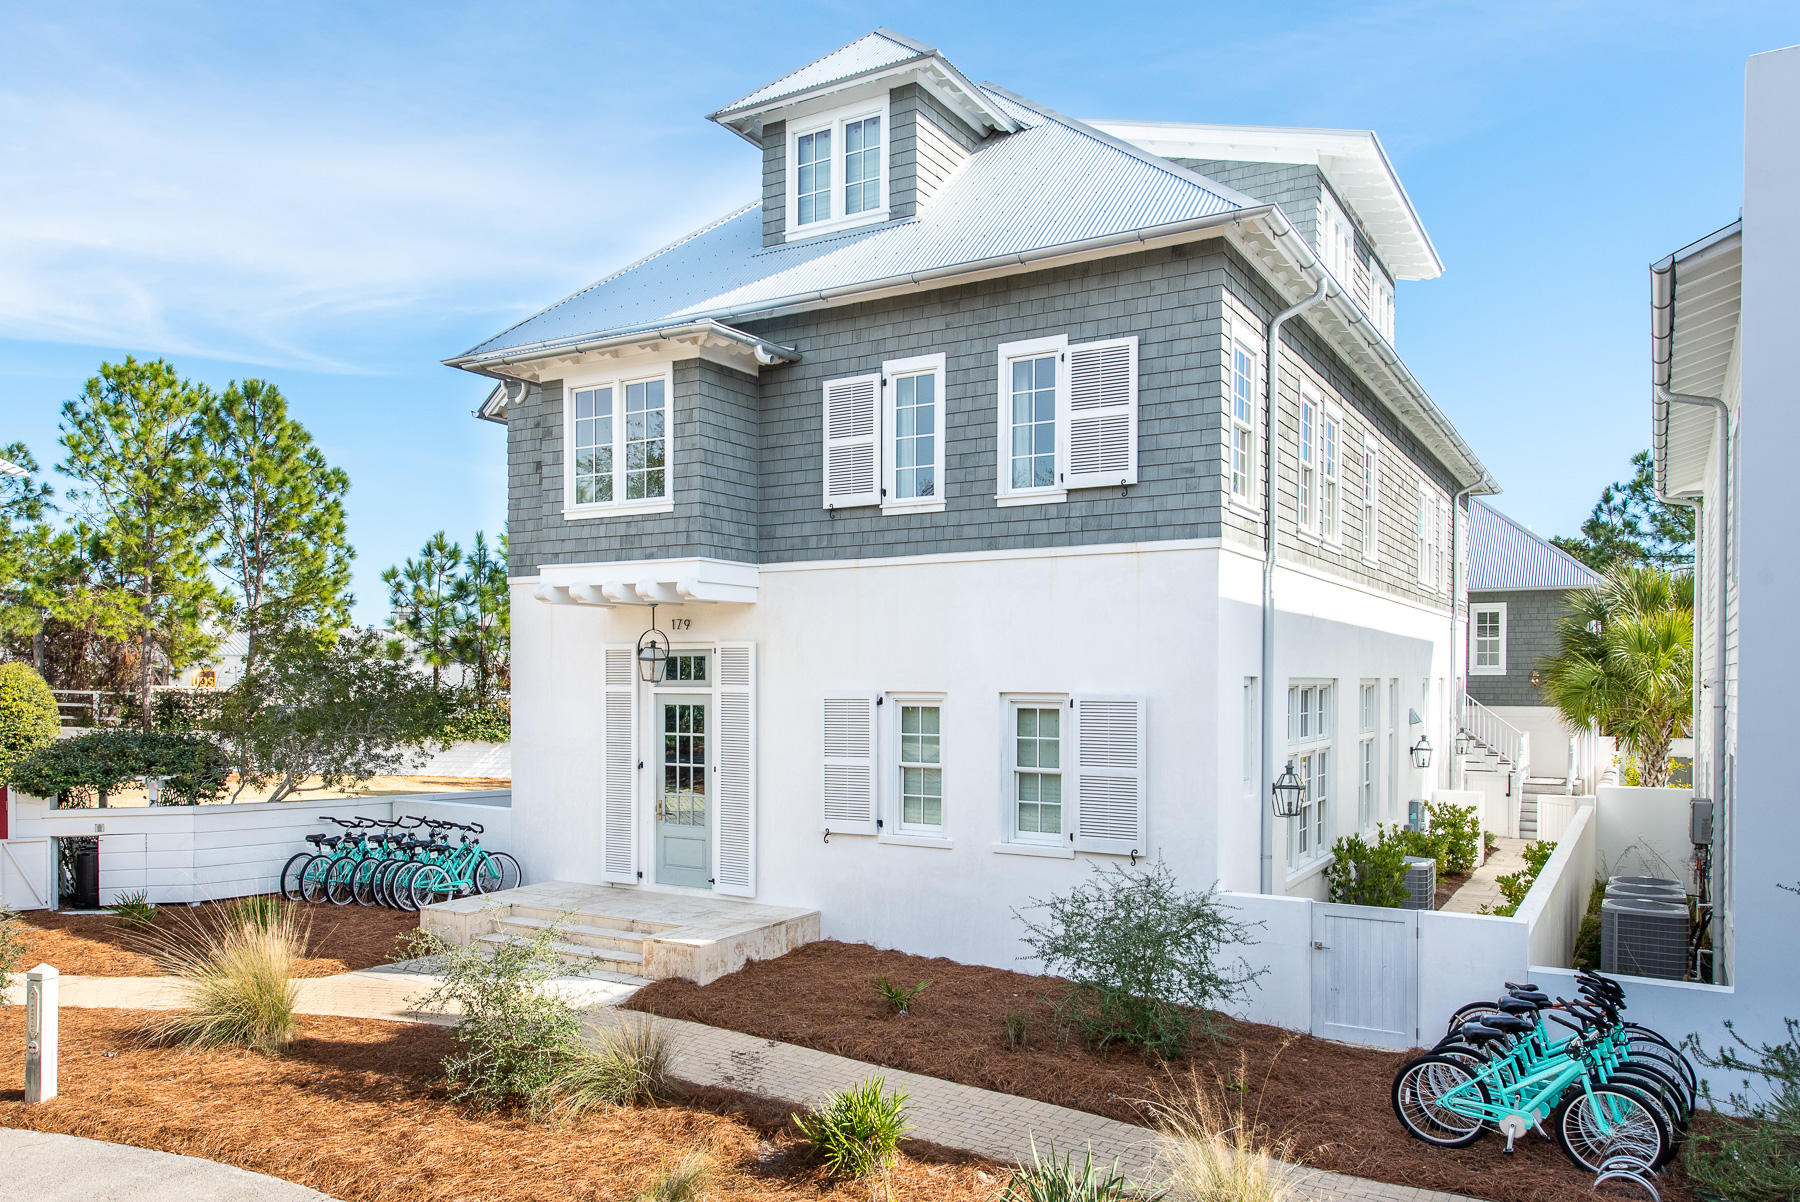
[1458,695,1530,776]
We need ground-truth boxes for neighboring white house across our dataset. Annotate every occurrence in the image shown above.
[450,29,1498,969]
[1640,43,1796,1041]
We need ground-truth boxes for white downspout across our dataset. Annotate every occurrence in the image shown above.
[1261,277,1330,895]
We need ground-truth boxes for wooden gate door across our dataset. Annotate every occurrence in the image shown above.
[1310,902,1418,1048]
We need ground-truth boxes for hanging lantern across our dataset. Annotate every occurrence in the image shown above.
[1410,735,1434,770]
[1270,762,1305,818]
[636,605,670,684]
[1455,731,1474,758]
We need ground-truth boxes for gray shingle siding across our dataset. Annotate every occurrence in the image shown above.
[889,83,980,220]
[761,120,786,247]
[1177,159,1322,252]
[1467,589,1571,707]
[508,359,759,574]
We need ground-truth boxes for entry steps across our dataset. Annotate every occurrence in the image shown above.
[475,906,662,984]
[1518,776,1569,841]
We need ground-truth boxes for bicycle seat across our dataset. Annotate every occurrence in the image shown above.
[1485,1014,1534,1035]
[305,833,326,845]
[1456,1022,1507,1044]
[321,835,342,848]
[1507,989,1551,1006]
[1503,980,1541,993]
[1497,998,1541,1016]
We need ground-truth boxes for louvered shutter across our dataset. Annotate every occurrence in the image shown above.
[1061,336,1138,490]
[820,693,878,835]
[1071,695,1147,856]
[601,646,639,884]
[822,374,881,508]
[713,642,757,897]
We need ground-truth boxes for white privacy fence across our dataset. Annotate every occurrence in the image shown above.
[0,791,512,909]
[1518,799,1597,968]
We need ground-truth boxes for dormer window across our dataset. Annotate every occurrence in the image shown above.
[787,98,889,235]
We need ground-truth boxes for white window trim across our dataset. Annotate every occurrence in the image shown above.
[562,367,675,520]
[881,353,947,514]
[1361,436,1381,565]
[1296,383,1322,538]
[1471,603,1508,676]
[1370,265,1396,345]
[995,335,1069,506]
[1000,692,1070,848]
[1321,404,1343,546]
[785,95,891,240]
[1416,480,1435,587]
[1224,320,1261,518]
[1357,679,1379,831]
[884,691,948,839]
[1285,679,1335,871]
[1319,188,1357,289]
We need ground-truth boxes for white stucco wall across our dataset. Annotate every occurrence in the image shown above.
[508,540,1457,972]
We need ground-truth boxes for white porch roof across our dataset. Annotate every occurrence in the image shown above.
[531,558,758,607]
[1652,220,1741,498]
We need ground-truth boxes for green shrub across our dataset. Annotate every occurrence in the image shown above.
[1324,827,1411,907]
[439,694,511,743]
[873,976,931,1015]
[0,662,60,784]
[1479,840,1558,917]
[633,1153,710,1202]
[108,889,156,928]
[1016,861,1264,1058]
[1572,886,1604,969]
[547,1019,670,1118]
[0,906,25,1007]
[793,1075,909,1179]
[222,893,286,931]
[144,901,306,1053]
[9,729,231,806]
[1000,1143,1150,1201]
[1425,801,1482,875]
[1004,1005,1029,1050]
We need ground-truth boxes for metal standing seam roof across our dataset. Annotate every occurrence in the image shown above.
[1467,500,1602,593]
[452,88,1245,363]
[712,30,927,117]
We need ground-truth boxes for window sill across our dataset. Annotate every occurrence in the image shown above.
[1226,499,1262,522]
[880,832,953,850]
[995,490,1067,509]
[1283,856,1331,890]
[992,841,1075,860]
[565,499,674,521]
[1469,667,1506,677]
[882,500,946,516]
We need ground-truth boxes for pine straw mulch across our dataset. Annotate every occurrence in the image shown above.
[15,901,417,977]
[0,1007,1000,1202]
[626,941,1699,1202]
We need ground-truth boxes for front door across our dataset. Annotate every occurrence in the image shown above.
[655,696,712,889]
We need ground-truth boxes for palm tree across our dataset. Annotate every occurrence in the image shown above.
[1539,565,1694,786]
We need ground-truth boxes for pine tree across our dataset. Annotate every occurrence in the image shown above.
[382,532,462,689]
[200,378,354,673]
[0,442,58,647]
[450,529,510,699]
[1551,450,1695,572]
[57,359,222,727]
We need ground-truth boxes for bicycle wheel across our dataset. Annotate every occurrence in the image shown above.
[1555,1082,1673,1172]
[325,856,359,906]
[473,854,505,895]
[1392,1054,1488,1148]
[300,855,334,903]
[1612,1064,1692,1130]
[408,864,456,911]
[392,863,424,912]
[1445,1002,1502,1036]
[484,852,522,893]
[280,853,315,902]
[372,860,402,909]
[1625,1026,1698,1098]
[352,858,381,907]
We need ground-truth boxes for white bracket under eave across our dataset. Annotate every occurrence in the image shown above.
[533,557,760,607]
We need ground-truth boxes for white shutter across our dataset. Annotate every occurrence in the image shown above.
[821,693,878,835]
[1061,336,1138,490]
[822,373,881,508]
[713,642,757,897]
[1071,695,1147,856]
[601,646,640,884]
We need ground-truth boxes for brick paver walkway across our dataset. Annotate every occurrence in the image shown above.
[16,969,1490,1202]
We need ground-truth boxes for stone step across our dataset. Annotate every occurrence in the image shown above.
[505,903,673,935]
[493,914,647,954]
[477,932,647,976]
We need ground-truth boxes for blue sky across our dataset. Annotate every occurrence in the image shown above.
[2,2,1789,624]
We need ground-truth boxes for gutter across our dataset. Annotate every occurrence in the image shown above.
[447,319,803,378]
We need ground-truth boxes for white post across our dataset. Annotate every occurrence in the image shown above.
[25,963,58,1103]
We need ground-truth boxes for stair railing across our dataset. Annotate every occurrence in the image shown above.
[1460,694,1527,771]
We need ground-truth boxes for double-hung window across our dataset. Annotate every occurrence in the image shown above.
[788,100,889,236]
[1416,482,1440,588]
[1010,700,1064,843]
[1319,190,1357,287]
[995,334,1138,505]
[566,371,671,517]
[1361,438,1381,564]
[1370,267,1396,344]
[1321,409,1341,543]
[1358,681,1378,829]
[1472,604,1507,675]
[1297,387,1320,535]
[822,354,946,513]
[1226,328,1259,508]
[1286,682,1333,866]
[892,697,945,836]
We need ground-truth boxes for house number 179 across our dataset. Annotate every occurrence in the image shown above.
[668,618,692,631]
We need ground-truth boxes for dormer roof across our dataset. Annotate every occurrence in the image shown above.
[1087,121,1443,281]
[708,28,1016,143]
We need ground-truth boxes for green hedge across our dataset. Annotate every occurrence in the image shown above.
[0,662,60,782]
[9,730,232,806]
[439,695,510,743]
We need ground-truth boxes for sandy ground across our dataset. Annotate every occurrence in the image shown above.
[82,775,510,808]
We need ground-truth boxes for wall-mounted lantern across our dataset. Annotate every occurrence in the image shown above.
[636,604,670,684]
[1410,736,1434,770]
[1270,762,1305,817]
[1455,731,1474,758]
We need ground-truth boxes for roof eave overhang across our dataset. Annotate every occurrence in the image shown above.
[1651,220,1741,497]
[708,52,1017,147]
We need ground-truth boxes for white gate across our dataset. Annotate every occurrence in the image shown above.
[1310,902,1418,1048]
[1,840,53,911]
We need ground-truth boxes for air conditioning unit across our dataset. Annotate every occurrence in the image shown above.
[1601,898,1689,979]
[1402,856,1436,911]
[1609,874,1682,894]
